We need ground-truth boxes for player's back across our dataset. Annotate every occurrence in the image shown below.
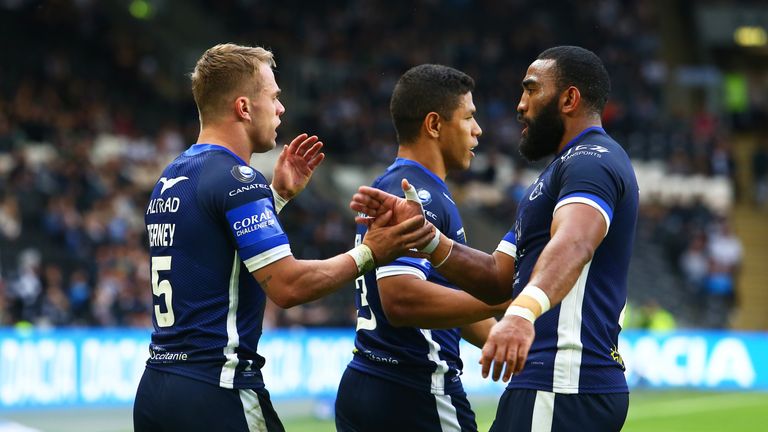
[145,144,287,390]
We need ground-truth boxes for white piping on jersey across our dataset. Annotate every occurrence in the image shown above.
[243,244,292,272]
[220,253,241,388]
[554,197,611,236]
[376,265,428,280]
[496,239,517,258]
[552,260,591,393]
[435,394,462,432]
[531,390,555,432]
[239,389,268,431]
[420,329,450,395]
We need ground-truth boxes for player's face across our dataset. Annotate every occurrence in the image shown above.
[516,59,564,162]
[439,92,482,172]
[247,63,286,153]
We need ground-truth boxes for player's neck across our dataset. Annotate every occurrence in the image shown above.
[197,126,251,163]
[558,116,603,153]
[397,141,447,180]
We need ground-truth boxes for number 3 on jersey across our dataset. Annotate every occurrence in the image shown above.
[354,234,376,331]
[151,256,175,327]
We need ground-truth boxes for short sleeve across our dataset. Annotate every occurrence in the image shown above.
[376,257,430,281]
[200,157,291,272]
[496,230,517,258]
[554,149,623,233]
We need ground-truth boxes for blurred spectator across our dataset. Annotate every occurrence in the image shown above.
[753,140,768,208]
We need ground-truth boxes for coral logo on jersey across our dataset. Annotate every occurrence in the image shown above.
[417,189,432,206]
[231,165,256,183]
[529,181,544,201]
[225,198,285,248]
[560,144,610,161]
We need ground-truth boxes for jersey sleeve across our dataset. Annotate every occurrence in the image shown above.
[201,157,292,273]
[554,149,624,234]
[495,229,517,258]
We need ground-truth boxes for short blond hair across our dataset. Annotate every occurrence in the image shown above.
[191,43,276,121]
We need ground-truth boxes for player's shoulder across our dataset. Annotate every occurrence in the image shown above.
[192,147,269,194]
[557,130,630,170]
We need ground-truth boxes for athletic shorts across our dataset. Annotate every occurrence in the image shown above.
[133,367,284,432]
[489,388,628,432]
[335,367,477,432]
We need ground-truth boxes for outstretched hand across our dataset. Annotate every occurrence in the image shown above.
[479,316,535,382]
[362,209,435,265]
[272,133,325,200]
[351,179,424,227]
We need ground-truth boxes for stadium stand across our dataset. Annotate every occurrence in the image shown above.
[0,0,765,331]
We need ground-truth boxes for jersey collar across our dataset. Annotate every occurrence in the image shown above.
[556,126,607,158]
[185,144,249,165]
[387,158,448,190]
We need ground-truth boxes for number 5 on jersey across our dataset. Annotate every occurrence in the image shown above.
[152,256,175,327]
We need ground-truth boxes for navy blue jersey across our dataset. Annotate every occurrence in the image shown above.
[496,127,638,394]
[144,144,292,390]
[348,158,468,395]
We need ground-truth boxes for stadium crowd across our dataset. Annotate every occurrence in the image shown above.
[0,0,759,329]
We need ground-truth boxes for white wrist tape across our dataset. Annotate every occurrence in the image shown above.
[520,285,551,314]
[269,184,290,214]
[346,244,375,275]
[420,230,441,254]
[402,181,441,254]
[504,305,536,324]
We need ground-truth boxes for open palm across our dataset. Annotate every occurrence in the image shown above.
[271,133,325,200]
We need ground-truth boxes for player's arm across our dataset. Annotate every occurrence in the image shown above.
[253,212,433,308]
[270,133,325,211]
[425,242,516,305]
[480,202,606,381]
[377,274,507,329]
[460,318,498,349]
[351,183,515,304]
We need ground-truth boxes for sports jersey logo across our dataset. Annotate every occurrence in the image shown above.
[560,144,610,161]
[231,165,256,183]
[529,181,544,201]
[417,189,432,205]
[158,176,189,194]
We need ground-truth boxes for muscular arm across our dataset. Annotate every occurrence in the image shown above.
[529,202,605,305]
[480,202,606,381]
[426,245,517,305]
[378,275,507,329]
[253,213,433,308]
[253,254,358,308]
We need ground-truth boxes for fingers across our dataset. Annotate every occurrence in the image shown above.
[370,209,393,228]
[401,178,418,202]
[502,347,518,382]
[480,342,496,379]
[288,133,309,154]
[354,215,374,226]
[398,221,434,250]
[303,141,324,160]
[308,152,325,170]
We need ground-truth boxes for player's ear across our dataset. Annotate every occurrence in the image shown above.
[424,112,441,139]
[235,96,251,122]
[561,86,580,114]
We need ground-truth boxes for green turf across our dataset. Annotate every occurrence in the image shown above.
[279,391,768,432]
[1,391,766,431]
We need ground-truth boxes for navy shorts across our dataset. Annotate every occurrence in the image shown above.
[133,367,284,432]
[489,388,628,432]
[335,367,477,432]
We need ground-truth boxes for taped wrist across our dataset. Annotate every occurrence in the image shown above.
[505,285,551,324]
[346,244,375,276]
[269,184,290,214]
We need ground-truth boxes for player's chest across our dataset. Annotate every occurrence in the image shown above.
[514,171,558,248]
